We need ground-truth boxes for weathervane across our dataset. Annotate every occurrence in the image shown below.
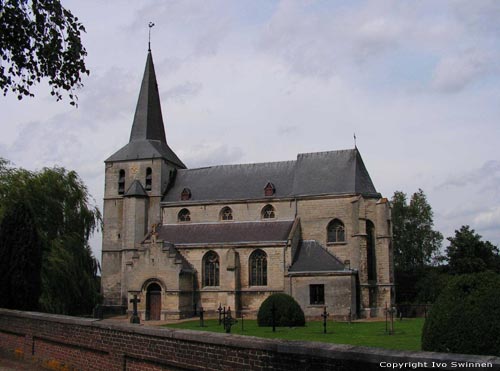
[148,21,155,51]
[354,132,357,148]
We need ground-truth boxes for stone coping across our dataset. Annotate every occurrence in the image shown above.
[1,308,499,369]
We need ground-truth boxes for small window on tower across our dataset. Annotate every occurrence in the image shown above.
[145,168,152,191]
[264,182,275,197]
[181,188,191,200]
[118,170,125,195]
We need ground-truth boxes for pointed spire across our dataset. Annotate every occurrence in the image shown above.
[129,51,167,143]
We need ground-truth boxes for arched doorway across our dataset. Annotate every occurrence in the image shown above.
[146,283,162,320]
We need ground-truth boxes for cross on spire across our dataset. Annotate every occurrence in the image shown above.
[148,22,155,52]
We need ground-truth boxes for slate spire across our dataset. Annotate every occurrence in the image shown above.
[129,51,167,143]
[105,50,185,168]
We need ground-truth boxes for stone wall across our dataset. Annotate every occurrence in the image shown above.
[1,309,499,371]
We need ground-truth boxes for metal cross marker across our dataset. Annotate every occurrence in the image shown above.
[223,306,237,333]
[321,306,329,334]
[199,306,205,327]
[148,21,155,51]
[217,303,223,325]
[130,295,140,324]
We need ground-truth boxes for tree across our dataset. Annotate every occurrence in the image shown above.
[0,0,88,104]
[422,271,500,356]
[392,189,443,272]
[0,159,101,314]
[257,293,305,327]
[0,200,42,310]
[445,225,500,275]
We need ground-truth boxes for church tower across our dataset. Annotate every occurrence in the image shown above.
[101,50,185,307]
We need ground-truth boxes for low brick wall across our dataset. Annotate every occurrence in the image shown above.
[0,308,499,370]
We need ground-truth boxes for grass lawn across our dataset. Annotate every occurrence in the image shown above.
[164,317,424,351]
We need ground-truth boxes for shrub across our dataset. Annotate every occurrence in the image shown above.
[421,271,500,356]
[257,293,305,327]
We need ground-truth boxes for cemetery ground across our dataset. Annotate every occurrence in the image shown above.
[163,317,425,351]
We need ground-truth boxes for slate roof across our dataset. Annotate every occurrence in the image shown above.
[289,240,346,273]
[124,180,147,197]
[163,148,379,202]
[157,221,294,245]
[105,51,185,168]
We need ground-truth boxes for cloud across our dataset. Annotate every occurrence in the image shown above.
[431,50,494,92]
[438,160,500,189]
[162,82,202,103]
[179,142,244,168]
[473,206,500,232]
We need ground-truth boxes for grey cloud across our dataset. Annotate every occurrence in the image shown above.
[162,82,202,103]
[129,1,234,59]
[438,160,500,189]
[431,50,496,93]
[179,142,245,168]
[452,0,500,36]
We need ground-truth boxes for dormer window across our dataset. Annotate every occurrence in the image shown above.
[145,167,152,191]
[220,206,233,221]
[118,170,125,195]
[181,188,192,201]
[264,182,275,197]
[178,208,191,222]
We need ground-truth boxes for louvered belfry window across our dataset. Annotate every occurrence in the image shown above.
[118,170,125,195]
[145,167,152,191]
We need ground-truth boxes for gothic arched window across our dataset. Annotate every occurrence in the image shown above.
[145,167,152,191]
[261,204,275,219]
[203,251,220,287]
[327,219,345,243]
[118,170,125,195]
[220,206,233,221]
[178,208,191,222]
[249,249,267,286]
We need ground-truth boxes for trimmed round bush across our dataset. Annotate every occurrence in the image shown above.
[422,271,500,356]
[257,293,305,327]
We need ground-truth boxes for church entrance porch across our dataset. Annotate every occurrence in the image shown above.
[146,283,162,320]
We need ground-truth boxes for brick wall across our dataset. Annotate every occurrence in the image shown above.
[2,309,499,370]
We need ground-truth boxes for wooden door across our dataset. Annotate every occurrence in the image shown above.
[149,292,161,320]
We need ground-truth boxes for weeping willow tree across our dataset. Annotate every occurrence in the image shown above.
[0,159,101,315]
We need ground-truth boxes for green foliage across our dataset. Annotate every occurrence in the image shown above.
[422,272,500,356]
[257,293,305,327]
[445,225,500,275]
[0,159,101,315]
[0,200,42,310]
[392,189,443,272]
[414,267,451,304]
[0,0,88,104]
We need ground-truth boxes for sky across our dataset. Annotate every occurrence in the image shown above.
[1,0,499,262]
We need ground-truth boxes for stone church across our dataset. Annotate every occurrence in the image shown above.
[101,50,394,321]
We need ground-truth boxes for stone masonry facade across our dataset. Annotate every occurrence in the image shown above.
[100,50,395,321]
